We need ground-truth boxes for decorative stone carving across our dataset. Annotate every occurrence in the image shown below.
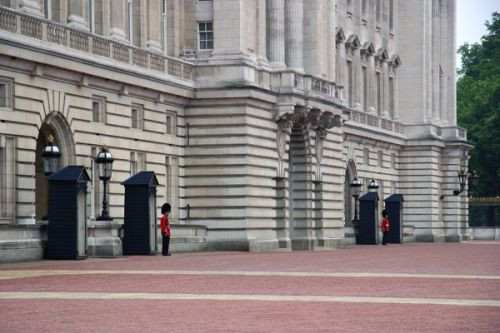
[276,114,293,159]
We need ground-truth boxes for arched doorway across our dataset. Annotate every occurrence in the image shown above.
[344,159,357,226]
[35,112,76,221]
[288,122,312,250]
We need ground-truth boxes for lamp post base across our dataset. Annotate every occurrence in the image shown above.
[96,215,113,221]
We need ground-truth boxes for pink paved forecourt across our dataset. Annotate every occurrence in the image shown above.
[0,242,499,332]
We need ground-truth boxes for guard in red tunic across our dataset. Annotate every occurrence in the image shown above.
[161,203,172,256]
[381,209,390,245]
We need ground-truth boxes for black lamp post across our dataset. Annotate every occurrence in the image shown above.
[41,134,61,221]
[350,178,362,224]
[95,145,114,221]
[41,134,61,176]
[469,170,479,194]
[368,179,379,192]
[454,169,479,196]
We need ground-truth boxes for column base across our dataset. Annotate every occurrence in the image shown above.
[67,15,89,31]
[19,0,44,17]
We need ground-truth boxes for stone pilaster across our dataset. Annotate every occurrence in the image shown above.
[266,0,286,68]
[110,0,128,42]
[284,0,303,71]
[327,0,336,81]
[146,0,162,52]
[67,0,89,31]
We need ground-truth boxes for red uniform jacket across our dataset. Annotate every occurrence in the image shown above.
[161,214,171,237]
[381,217,390,232]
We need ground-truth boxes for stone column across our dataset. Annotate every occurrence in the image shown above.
[146,0,162,52]
[327,0,336,81]
[18,0,44,17]
[67,0,89,31]
[285,0,303,71]
[266,0,286,68]
[110,0,127,42]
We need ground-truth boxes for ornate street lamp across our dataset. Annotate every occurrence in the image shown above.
[350,178,362,225]
[41,134,61,176]
[469,170,479,193]
[368,179,379,192]
[95,145,114,221]
[454,169,479,196]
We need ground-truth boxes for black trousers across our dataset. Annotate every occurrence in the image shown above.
[162,235,170,255]
[382,231,389,245]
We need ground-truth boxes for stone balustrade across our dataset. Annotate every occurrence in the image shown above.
[0,6,194,81]
[348,109,405,135]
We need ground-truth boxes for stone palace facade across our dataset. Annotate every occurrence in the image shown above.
[0,0,471,260]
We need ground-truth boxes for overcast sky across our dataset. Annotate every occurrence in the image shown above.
[456,0,500,69]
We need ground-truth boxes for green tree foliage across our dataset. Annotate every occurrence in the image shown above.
[457,12,500,196]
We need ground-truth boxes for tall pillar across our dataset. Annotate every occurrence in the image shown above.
[285,0,303,71]
[146,0,162,52]
[266,0,286,68]
[327,0,336,81]
[18,0,44,17]
[67,0,89,31]
[256,0,268,66]
[110,0,127,42]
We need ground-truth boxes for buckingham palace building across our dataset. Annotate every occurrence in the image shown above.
[0,0,471,261]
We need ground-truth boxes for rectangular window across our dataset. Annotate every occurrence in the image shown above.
[165,155,179,223]
[44,0,52,20]
[378,151,383,167]
[198,22,213,50]
[88,0,95,33]
[166,111,176,135]
[389,77,394,118]
[162,0,168,54]
[131,104,144,129]
[347,60,353,107]
[391,153,396,169]
[376,72,381,115]
[91,96,105,123]
[130,152,137,175]
[364,148,369,165]
[91,146,101,219]
[362,66,368,111]
[0,78,13,109]
[0,84,7,108]
[137,152,146,171]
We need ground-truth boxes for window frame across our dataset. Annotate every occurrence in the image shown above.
[0,77,14,109]
[91,96,106,123]
[198,21,214,50]
[131,104,144,130]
